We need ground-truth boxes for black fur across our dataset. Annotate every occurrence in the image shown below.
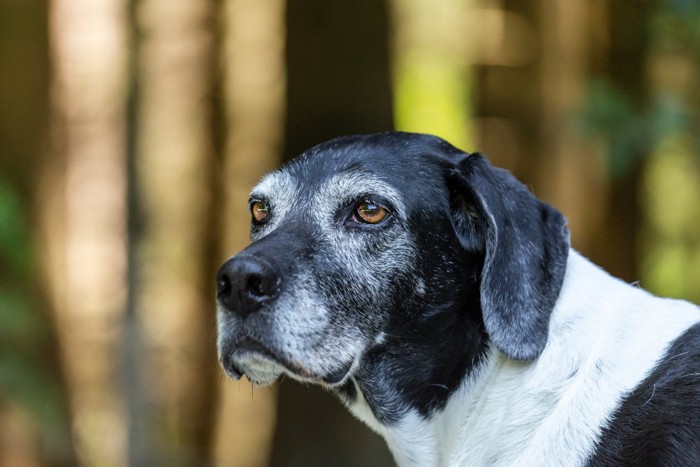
[218,131,570,424]
[218,131,700,463]
[350,249,487,423]
[588,322,700,466]
[302,133,569,420]
[448,153,570,360]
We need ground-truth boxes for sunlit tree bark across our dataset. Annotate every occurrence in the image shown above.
[475,0,542,181]
[391,0,476,149]
[478,1,650,280]
[0,2,76,464]
[46,0,129,464]
[0,403,40,467]
[475,0,615,262]
[213,0,286,465]
[535,0,607,253]
[129,0,220,463]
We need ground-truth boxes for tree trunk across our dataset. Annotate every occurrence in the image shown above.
[46,0,129,464]
[0,1,77,464]
[127,0,221,463]
[586,0,650,281]
[213,0,287,466]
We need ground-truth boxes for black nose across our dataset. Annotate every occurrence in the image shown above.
[216,257,279,316]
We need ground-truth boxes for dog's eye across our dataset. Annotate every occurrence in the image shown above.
[250,200,269,224]
[354,201,389,224]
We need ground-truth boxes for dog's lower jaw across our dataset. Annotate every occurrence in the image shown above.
[222,364,242,381]
[337,314,488,426]
[220,351,287,386]
[320,359,355,385]
[221,348,361,388]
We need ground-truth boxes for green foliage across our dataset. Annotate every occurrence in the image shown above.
[577,80,692,179]
[0,179,64,430]
[0,182,32,275]
[577,79,641,178]
[653,0,700,59]
[641,135,700,302]
[578,0,700,303]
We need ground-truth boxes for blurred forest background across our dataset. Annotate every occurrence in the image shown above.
[1,0,699,465]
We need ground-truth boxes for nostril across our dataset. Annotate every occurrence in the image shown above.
[217,274,231,298]
[216,256,279,316]
[246,274,265,297]
[245,269,279,299]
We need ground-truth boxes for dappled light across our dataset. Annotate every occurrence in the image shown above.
[642,134,700,302]
[391,0,475,149]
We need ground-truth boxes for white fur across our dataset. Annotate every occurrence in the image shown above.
[346,380,385,435]
[346,388,438,466]
[351,250,700,466]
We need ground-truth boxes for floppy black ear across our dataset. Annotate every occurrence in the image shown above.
[448,153,570,361]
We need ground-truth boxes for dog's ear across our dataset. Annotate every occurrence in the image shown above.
[447,153,570,361]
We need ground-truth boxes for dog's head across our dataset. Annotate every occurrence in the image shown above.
[216,132,569,418]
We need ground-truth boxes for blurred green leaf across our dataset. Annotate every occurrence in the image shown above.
[0,286,41,342]
[577,79,648,178]
[0,180,64,431]
[0,180,33,276]
[0,354,63,429]
[577,80,696,178]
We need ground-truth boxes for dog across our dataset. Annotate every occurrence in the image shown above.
[216,132,700,466]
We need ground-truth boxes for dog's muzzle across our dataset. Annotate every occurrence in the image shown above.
[216,256,280,317]
[216,255,292,384]
[216,254,357,386]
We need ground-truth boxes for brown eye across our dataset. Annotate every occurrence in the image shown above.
[250,200,269,224]
[354,201,389,224]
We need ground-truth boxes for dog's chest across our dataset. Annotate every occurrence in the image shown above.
[353,252,700,467]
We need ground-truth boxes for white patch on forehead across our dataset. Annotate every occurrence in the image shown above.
[250,170,299,236]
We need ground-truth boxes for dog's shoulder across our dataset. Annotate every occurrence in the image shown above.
[588,320,700,466]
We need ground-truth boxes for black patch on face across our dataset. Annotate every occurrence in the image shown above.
[343,175,491,423]
[353,251,488,424]
[217,131,570,426]
[587,322,700,466]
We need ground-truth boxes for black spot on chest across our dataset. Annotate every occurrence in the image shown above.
[587,321,700,466]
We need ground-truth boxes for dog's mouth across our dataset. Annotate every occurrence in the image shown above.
[220,337,355,386]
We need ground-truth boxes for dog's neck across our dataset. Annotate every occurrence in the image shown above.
[335,266,487,427]
[339,250,700,466]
